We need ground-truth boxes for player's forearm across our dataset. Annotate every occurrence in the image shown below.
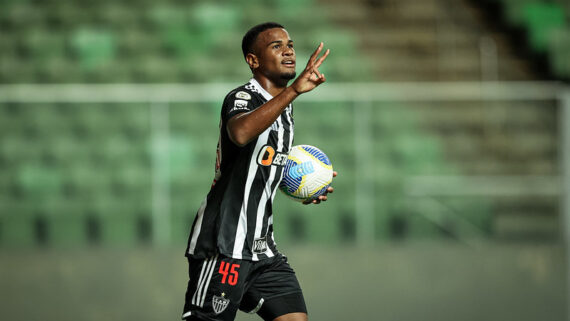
[227,86,299,146]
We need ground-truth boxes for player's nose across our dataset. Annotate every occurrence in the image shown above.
[283,47,294,56]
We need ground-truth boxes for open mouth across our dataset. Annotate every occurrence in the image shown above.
[282,60,295,67]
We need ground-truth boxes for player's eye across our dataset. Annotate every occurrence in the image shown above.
[273,44,281,49]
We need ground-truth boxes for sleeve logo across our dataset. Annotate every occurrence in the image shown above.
[235,91,251,100]
[229,99,249,113]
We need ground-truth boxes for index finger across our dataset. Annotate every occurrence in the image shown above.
[308,42,324,65]
[314,48,330,68]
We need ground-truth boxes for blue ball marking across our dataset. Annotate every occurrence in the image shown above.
[289,161,315,179]
[281,158,302,193]
[301,145,331,166]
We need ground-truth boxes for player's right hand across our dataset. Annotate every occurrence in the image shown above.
[303,171,337,205]
[290,42,330,94]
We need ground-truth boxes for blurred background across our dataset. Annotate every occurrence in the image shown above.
[0,0,569,320]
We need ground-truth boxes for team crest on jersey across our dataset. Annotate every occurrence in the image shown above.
[235,91,251,100]
[212,293,230,314]
[252,235,268,254]
[257,145,287,167]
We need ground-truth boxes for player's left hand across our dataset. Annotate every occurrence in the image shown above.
[303,171,337,205]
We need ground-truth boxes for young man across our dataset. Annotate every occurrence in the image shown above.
[182,22,336,321]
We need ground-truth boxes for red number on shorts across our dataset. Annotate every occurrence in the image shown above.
[219,261,240,286]
[219,261,230,284]
[228,264,240,286]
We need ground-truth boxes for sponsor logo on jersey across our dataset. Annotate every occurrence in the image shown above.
[229,99,249,113]
[235,91,251,100]
[212,293,230,314]
[252,235,268,254]
[289,161,315,179]
[257,145,287,167]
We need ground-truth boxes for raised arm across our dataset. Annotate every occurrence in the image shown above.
[227,43,330,147]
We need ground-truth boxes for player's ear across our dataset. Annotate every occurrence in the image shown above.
[246,53,259,70]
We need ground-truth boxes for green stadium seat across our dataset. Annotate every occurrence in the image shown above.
[20,30,66,60]
[118,29,162,58]
[66,164,113,197]
[0,33,17,59]
[129,55,178,82]
[101,137,137,164]
[0,211,38,246]
[171,209,193,244]
[522,2,565,53]
[90,198,141,246]
[35,57,83,83]
[548,27,570,79]
[40,200,90,246]
[70,28,116,70]
[500,0,536,27]
[96,3,138,30]
[75,104,120,135]
[16,163,63,200]
[0,56,35,83]
[110,164,151,197]
[1,3,42,31]
[191,3,240,33]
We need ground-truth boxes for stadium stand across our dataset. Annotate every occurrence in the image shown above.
[0,0,564,247]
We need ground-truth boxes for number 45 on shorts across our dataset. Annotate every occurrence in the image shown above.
[219,261,240,286]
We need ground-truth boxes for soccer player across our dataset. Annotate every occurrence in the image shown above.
[182,22,336,321]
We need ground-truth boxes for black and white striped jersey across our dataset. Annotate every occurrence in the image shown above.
[186,78,294,261]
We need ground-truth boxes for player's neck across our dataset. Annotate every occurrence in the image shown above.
[253,75,288,97]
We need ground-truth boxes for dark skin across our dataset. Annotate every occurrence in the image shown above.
[228,28,337,206]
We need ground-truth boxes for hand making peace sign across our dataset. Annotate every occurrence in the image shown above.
[290,42,330,94]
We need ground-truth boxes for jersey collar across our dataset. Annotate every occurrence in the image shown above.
[248,78,273,101]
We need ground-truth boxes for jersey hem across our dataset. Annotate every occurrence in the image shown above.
[186,249,280,261]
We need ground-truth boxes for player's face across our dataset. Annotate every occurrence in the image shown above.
[253,28,296,81]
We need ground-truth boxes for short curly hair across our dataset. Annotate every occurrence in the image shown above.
[241,22,285,59]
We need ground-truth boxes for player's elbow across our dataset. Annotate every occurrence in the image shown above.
[227,114,253,147]
[227,126,250,147]
[229,132,249,147]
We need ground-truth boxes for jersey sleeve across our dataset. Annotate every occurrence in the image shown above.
[223,89,255,121]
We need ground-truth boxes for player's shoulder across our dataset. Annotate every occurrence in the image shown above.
[225,83,258,103]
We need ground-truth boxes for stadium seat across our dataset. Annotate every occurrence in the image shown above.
[16,163,63,201]
[90,198,141,246]
[0,56,35,83]
[66,164,113,197]
[118,29,162,58]
[0,211,38,246]
[522,2,565,53]
[548,27,570,79]
[70,28,116,70]
[96,3,139,30]
[500,0,536,27]
[42,200,90,246]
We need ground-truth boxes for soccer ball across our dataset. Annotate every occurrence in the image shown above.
[279,145,333,202]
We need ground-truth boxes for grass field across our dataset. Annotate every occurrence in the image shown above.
[0,242,565,321]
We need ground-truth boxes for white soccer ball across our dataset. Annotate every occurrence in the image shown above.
[279,145,333,202]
